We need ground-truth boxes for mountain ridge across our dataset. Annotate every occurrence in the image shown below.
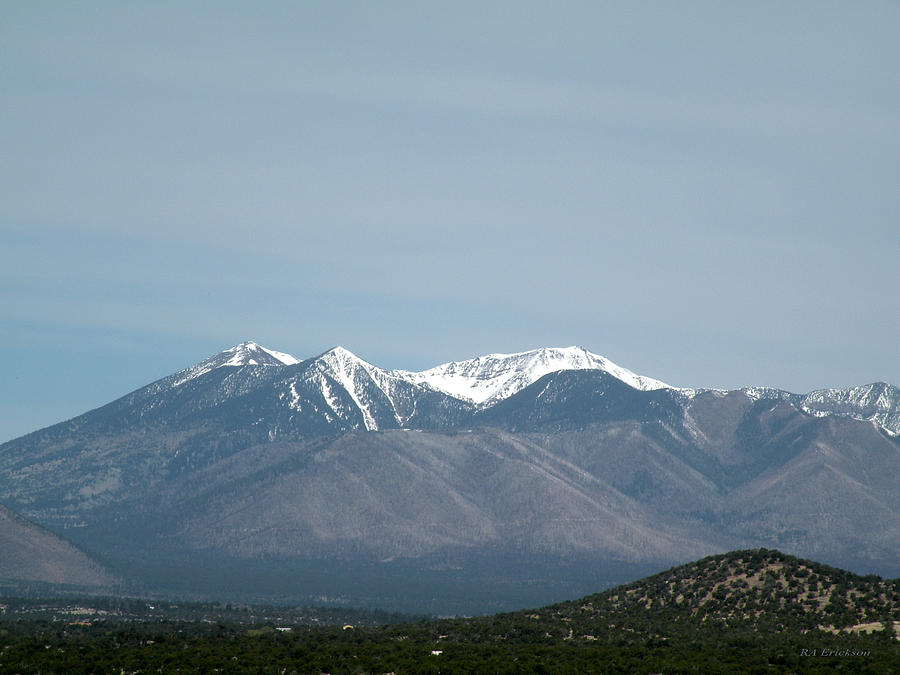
[150,341,900,436]
[13,341,896,439]
[1,340,898,612]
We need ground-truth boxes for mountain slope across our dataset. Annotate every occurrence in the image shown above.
[0,344,474,527]
[0,502,115,587]
[129,429,721,563]
[474,368,685,431]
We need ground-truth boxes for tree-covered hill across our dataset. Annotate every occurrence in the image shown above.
[536,548,900,638]
[1,549,897,673]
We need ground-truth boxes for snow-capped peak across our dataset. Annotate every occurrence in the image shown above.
[315,345,361,365]
[171,341,299,387]
[303,346,408,430]
[311,346,380,382]
[219,341,300,367]
[394,346,671,406]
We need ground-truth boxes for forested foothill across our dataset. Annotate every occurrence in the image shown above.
[1,549,897,673]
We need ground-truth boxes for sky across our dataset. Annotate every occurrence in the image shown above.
[2,2,898,443]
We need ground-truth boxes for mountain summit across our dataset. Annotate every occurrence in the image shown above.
[171,341,300,387]
[394,346,670,407]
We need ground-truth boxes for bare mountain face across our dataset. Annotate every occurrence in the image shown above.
[1,342,897,610]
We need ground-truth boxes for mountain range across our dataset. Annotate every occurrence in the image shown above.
[1,342,898,613]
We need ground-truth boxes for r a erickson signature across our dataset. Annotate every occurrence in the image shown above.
[799,648,870,657]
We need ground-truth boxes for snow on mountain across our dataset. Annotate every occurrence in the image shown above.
[286,345,674,430]
[291,346,421,430]
[300,347,387,430]
[171,341,299,387]
[394,346,671,407]
[223,342,299,367]
[156,342,899,437]
[801,382,900,436]
[741,386,797,402]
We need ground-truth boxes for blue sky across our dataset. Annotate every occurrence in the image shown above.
[2,2,899,442]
